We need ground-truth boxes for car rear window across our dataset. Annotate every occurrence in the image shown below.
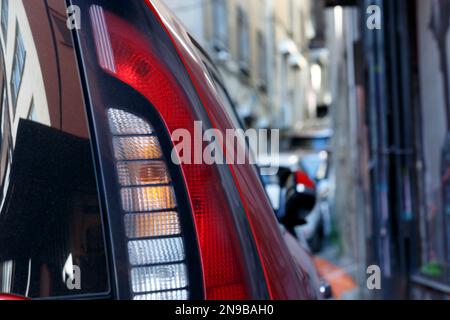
[0,0,108,298]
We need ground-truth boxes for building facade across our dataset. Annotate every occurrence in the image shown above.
[325,0,450,299]
[164,0,329,132]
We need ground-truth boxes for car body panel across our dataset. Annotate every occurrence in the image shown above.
[148,0,320,299]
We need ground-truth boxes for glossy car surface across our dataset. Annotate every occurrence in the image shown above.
[0,0,321,300]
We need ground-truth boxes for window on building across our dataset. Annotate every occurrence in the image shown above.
[27,99,37,122]
[7,134,11,164]
[212,0,228,51]
[0,86,7,202]
[299,10,305,44]
[0,85,5,139]
[10,24,26,112]
[1,0,8,43]
[0,83,10,181]
[257,31,267,90]
[0,260,12,293]
[237,7,250,75]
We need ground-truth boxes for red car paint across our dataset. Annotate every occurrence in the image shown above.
[0,294,28,301]
[147,0,321,300]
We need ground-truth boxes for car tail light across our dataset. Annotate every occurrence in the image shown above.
[295,170,316,191]
[72,1,269,300]
[107,108,188,299]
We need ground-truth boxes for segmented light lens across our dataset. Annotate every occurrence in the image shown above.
[133,289,188,300]
[113,136,162,160]
[108,109,153,135]
[117,160,170,186]
[121,186,176,212]
[104,106,189,300]
[131,263,188,293]
[128,238,185,265]
[124,211,181,238]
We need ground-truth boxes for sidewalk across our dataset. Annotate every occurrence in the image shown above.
[313,245,359,299]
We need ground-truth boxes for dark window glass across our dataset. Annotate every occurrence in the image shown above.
[212,0,228,50]
[10,24,25,111]
[1,0,8,43]
[289,136,330,151]
[237,7,250,72]
[0,0,108,299]
[257,31,267,88]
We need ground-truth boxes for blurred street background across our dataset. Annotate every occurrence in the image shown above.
[163,0,450,299]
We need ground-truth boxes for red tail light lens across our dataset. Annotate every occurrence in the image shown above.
[295,171,316,190]
[78,3,268,299]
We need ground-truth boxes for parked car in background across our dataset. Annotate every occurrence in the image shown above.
[295,151,332,253]
[259,147,332,253]
[0,0,323,300]
[287,129,333,252]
